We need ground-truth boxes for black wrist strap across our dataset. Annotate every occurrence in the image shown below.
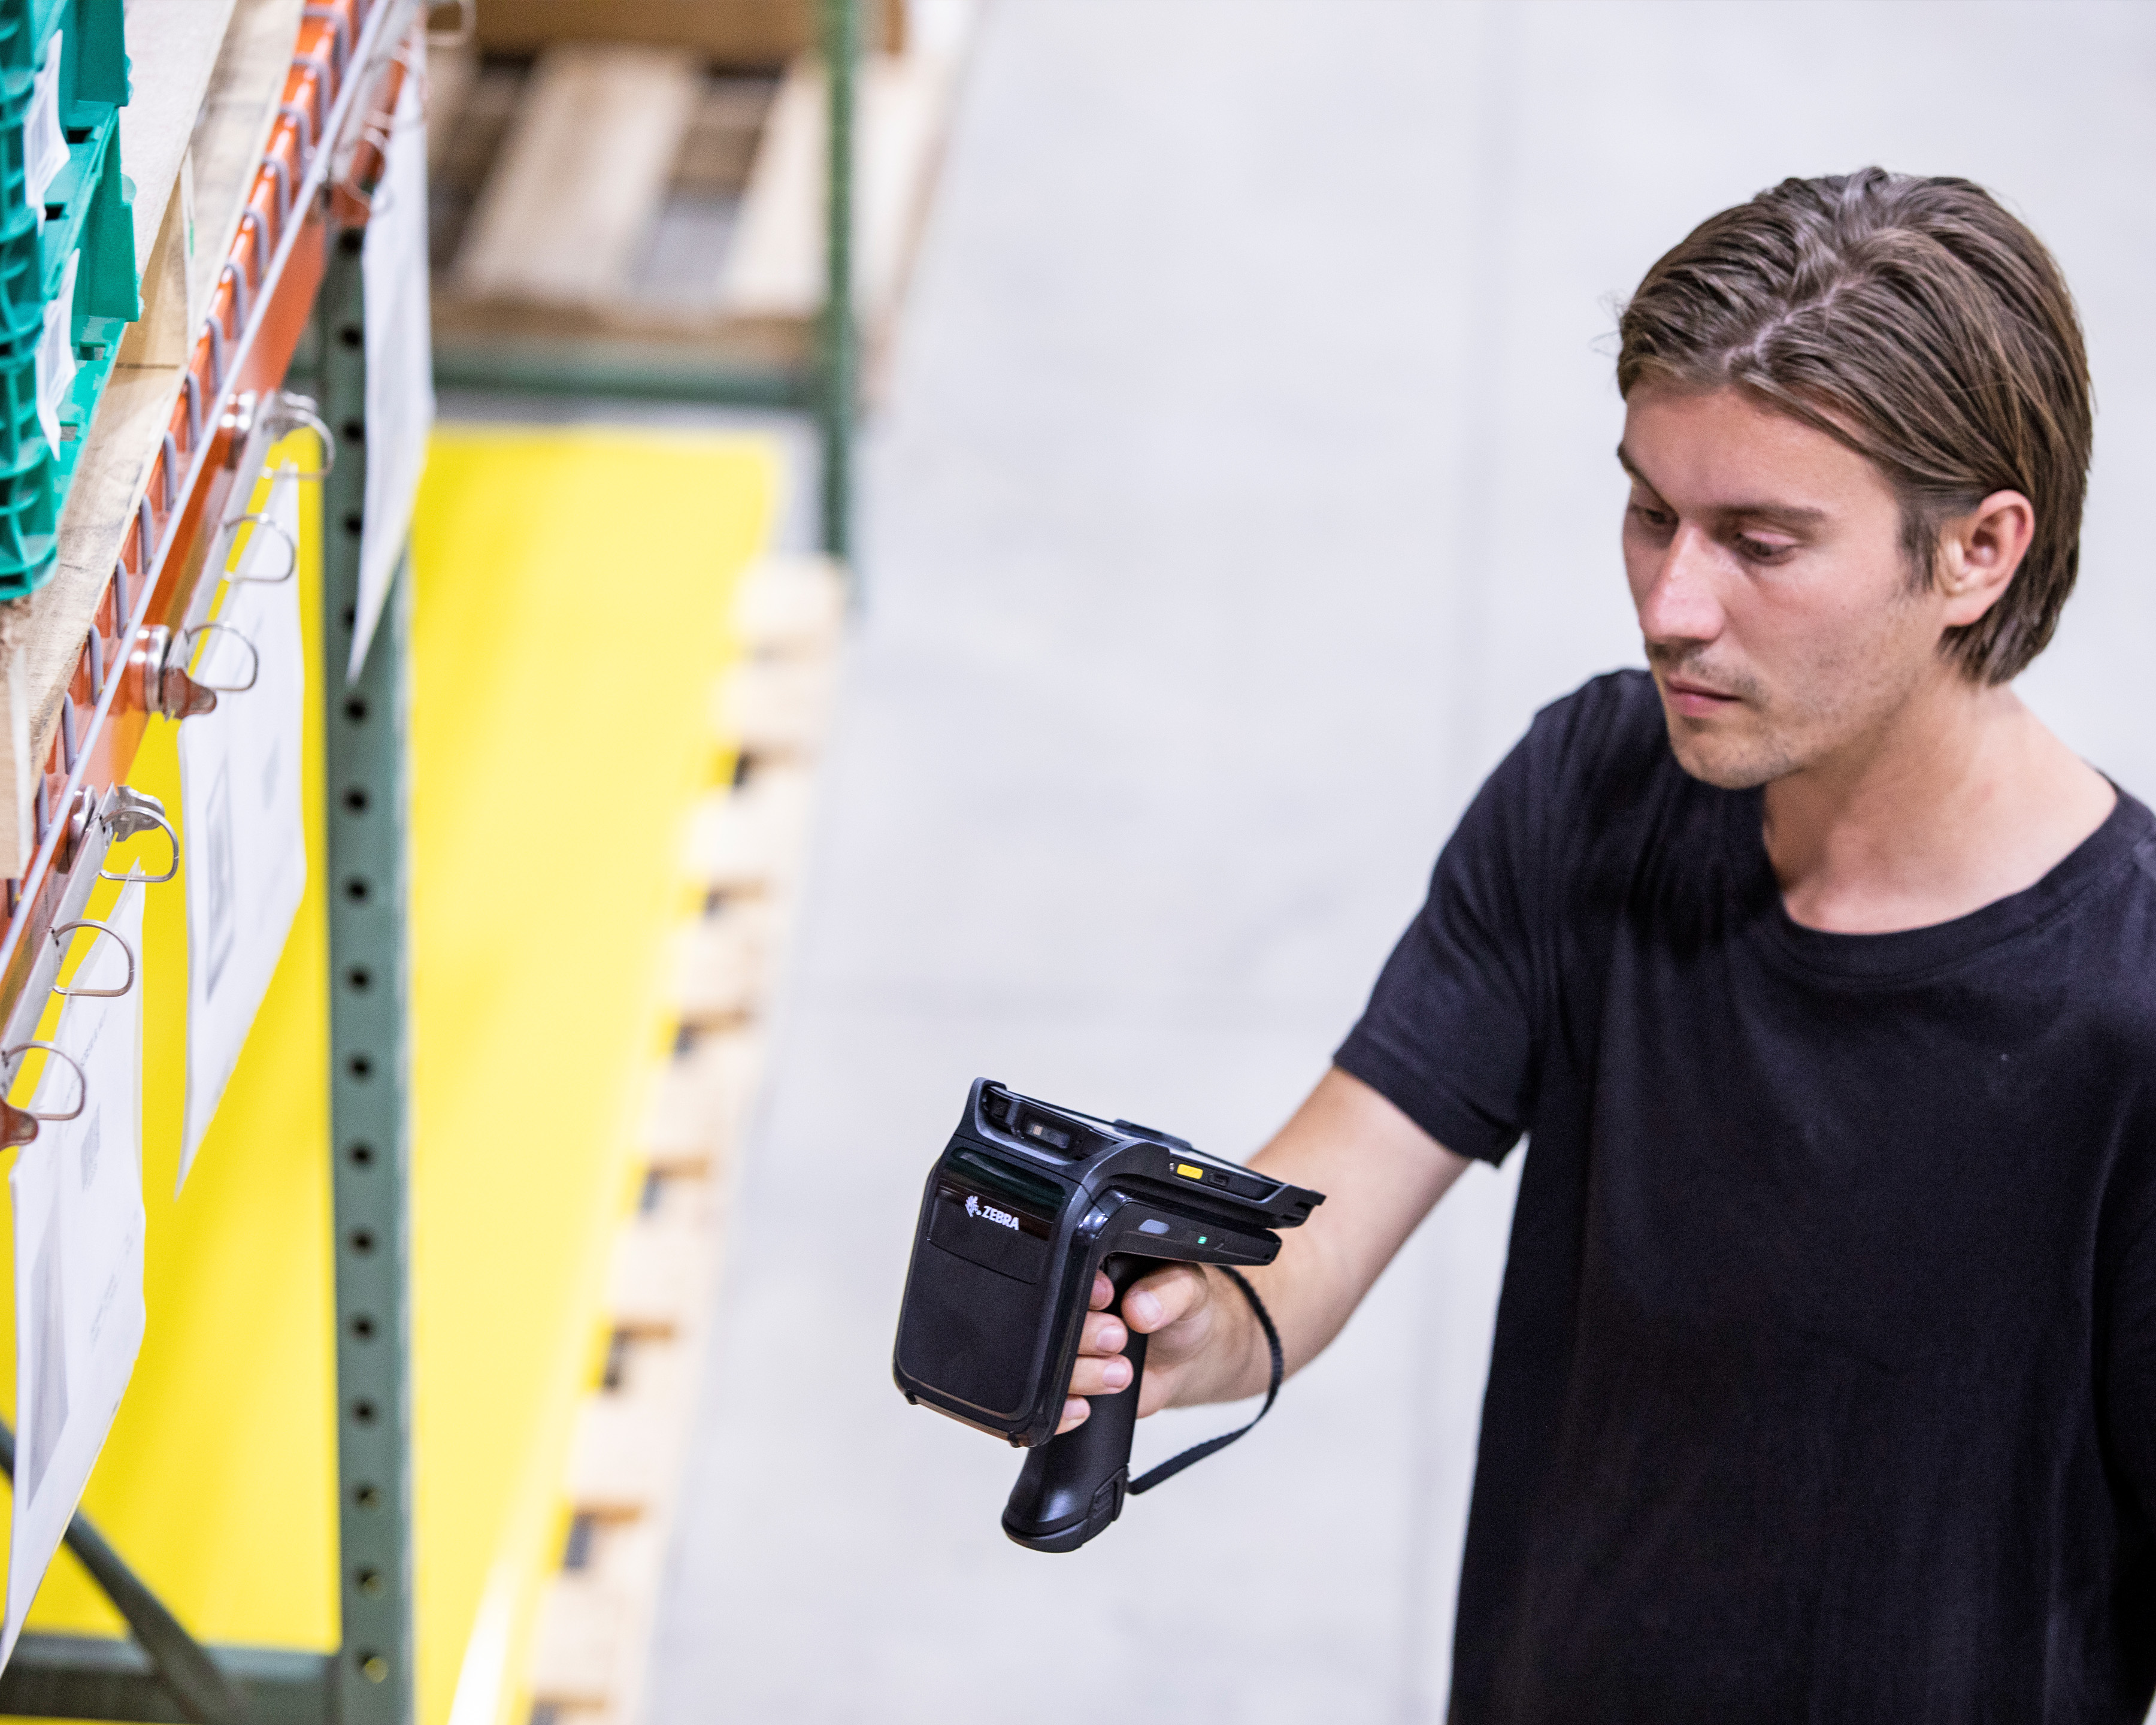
[1127,1266,1285,1496]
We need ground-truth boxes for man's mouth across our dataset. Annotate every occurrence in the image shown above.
[1660,674,1743,718]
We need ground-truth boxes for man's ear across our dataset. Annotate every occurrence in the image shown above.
[1936,490,2035,628]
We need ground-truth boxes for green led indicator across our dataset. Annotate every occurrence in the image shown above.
[1198,1235,1207,1244]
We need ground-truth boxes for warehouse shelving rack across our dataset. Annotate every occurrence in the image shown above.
[430,0,862,565]
[0,1,428,1720]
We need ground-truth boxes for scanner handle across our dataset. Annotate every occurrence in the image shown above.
[1003,1254,1152,1553]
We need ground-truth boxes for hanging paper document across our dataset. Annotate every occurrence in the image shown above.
[177,465,308,1188]
[2,879,148,1670]
[353,56,433,680]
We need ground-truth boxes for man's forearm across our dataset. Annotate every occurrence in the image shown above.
[1158,1067,1473,1410]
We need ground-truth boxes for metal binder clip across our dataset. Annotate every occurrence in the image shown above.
[131,626,217,721]
[180,622,261,694]
[98,788,178,884]
[222,512,297,584]
[2,1042,87,1122]
[51,919,137,1000]
[0,1100,35,1146]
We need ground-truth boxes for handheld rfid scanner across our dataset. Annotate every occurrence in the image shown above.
[892,1079,1325,1553]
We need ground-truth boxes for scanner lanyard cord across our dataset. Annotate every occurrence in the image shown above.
[1127,1266,1284,1496]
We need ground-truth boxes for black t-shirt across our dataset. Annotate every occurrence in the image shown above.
[1335,669,2156,1723]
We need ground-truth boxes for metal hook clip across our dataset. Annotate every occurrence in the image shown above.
[2,1042,86,1123]
[51,918,137,1000]
[98,787,178,885]
[290,50,333,137]
[259,155,292,235]
[180,622,260,694]
[219,258,252,332]
[237,205,265,270]
[259,393,335,478]
[302,3,350,74]
[131,626,217,721]
[277,100,316,161]
[223,512,297,584]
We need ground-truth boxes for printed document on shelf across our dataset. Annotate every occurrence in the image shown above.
[177,464,307,1189]
[34,249,75,459]
[22,36,64,220]
[353,52,432,680]
[2,879,148,1672]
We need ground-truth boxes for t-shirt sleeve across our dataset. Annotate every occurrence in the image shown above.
[1334,718,1557,1166]
[2103,1207,2156,1527]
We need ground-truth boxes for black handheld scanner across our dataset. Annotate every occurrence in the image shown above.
[892,1080,1324,1552]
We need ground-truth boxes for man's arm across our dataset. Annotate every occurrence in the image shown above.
[1057,1066,1471,1432]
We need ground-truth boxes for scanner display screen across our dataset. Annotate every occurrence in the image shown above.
[947,1148,1066,1215]
[929,1150,1062,1285]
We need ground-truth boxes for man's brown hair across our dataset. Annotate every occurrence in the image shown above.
[1616,168,2092,685]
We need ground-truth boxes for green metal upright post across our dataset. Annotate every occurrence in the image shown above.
[819,0,858,568]
[313,226,417,1725]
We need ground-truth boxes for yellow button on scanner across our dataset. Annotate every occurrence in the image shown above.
[1174,1163,1204,1180]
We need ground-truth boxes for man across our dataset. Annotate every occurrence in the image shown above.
[1065,170,2156,1718]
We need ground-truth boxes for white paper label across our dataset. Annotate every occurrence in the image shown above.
[22,35,66,222]
[35,249,76,459]
[1,879,147,1671]
[177,465,308,1187]
[355,57,433,680]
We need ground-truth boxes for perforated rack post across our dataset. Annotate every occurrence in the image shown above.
[315,226,416,1725]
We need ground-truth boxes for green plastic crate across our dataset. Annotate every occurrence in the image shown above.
[0,0,134,598]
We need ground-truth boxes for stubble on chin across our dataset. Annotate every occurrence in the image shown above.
[1657,691,1804,791]
[1646,650,1797,791]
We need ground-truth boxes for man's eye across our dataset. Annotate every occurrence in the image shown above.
[1630,504,1673,530]
[1735,535,1792,562]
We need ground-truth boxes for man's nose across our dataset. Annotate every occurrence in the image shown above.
[1636,525,1725,649]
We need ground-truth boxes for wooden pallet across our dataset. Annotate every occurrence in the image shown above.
[427,2,974,388]
[520,553,844,1725]
[470,0,908,62]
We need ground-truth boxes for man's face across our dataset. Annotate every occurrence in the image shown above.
[1619,382,1950,789]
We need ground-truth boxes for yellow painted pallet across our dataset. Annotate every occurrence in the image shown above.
[0,425,782,1725]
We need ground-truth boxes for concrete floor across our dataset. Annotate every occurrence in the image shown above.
[644,4,2156,1719]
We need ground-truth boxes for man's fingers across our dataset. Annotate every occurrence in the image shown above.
[1078,1311,1127,1357]
[1055,1397,1090,1436]
[1067,1352,1135,1398]
[1123,1263,1208,1334]
[1088,1270,1113,1311]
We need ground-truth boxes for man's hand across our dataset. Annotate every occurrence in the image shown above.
[1056,1263,1225,1433]
[1054,1067,1473,1435]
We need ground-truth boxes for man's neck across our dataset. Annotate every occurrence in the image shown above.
[1762,673,2116,934]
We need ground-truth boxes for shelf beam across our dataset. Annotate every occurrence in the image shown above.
[0,1634,329,1725]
